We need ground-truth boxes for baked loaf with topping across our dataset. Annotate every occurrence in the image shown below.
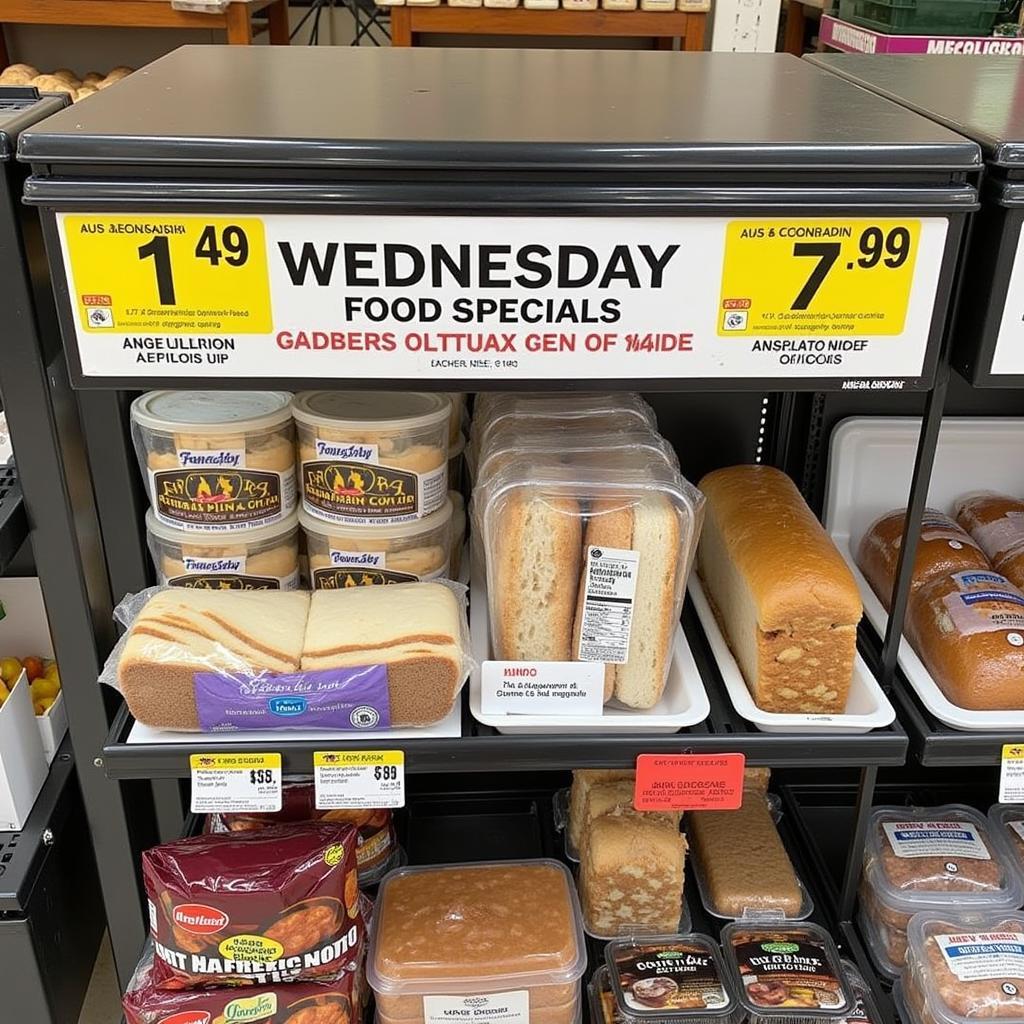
[568,769,635,851]
[955,492,1024,569]
[697,466,861,713]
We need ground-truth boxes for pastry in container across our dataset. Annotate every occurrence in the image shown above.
[901,910,1024,1024]
[478,449,703,709]
[300,499,453,588]
[605,933,742,1024]
[720,921,853,1024]
[858,805,1022,974]
[367,859,587,1024]
[146,509,300,589]
[856,509,989,609]
[131,390,296,531]
[990,803,1024,887]
[293,391,451,526]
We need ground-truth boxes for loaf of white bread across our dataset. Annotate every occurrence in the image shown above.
[117,584,465,729]
[697,466,861,714]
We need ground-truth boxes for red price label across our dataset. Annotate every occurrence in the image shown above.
[634,753,746,811]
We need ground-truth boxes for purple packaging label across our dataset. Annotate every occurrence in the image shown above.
[194,664,391,731]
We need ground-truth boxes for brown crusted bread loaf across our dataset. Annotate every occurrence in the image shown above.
[579,809,686,935]
[118,590,310,729]
[955,492,1024,566]
[907,569,1024,711]
[492,489,582,661]
[857,509,989,610]
[743,766,772,793]
[687,792,802,917]
[302,583,464,726]
[697,466,861,714]
[577,780,682,846]
[572,495,680,708]
[999,547,1024,592]
[568,769,634,850]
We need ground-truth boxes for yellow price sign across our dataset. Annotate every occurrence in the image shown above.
[718,219,920,337]
[61,214,272,335]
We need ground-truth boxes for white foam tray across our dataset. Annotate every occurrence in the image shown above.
[688,577,895,734]
[825,416,1024,731]
[469,563,709,734]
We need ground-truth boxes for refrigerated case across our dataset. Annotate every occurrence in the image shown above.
[12,46,989,1013]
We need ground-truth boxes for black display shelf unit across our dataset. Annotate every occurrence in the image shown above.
[0,459,26,573]
[12,46,985,994]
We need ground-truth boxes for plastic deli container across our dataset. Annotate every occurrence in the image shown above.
[477,448,704,710]
[446,393,466,447]
[368,859,587,1024]
[860,805,1022,973]
[131,390,296,531]
[604,934,741,1024]
[146,509,300,589]
[720,922,854,1024]
[293,391,450,526]
[902,910,1024,1024]
[300,499,453,588]
[989,804,1024,886]
[448,433,467,494]
[450,490,466,579]
[838,960,880,1024]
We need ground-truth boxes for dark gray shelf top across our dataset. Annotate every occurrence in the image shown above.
[809,55,1024,169]
[0,88,66,161]
[19,47,979,172]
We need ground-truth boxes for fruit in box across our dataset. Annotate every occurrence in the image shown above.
[0,656,60,714]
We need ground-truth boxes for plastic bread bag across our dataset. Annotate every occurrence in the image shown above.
[479,449,704,709]
[100,581,473,732]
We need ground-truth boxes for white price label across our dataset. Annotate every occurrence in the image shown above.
[189,753,281,813]
[481,661,605,717]
[313,750,405,809]
[1000,744,1024,804]
[56,212,949,383]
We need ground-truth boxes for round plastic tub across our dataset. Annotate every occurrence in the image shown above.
[299,498,453,588]
[368,859,587,1024]
[131,390,295,531]
[448,433,467,494]
[293,391,450,526]
[146,509,300,589]
[860,805,1022,972]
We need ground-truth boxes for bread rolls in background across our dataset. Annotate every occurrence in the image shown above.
[857,508,988,610]
[955,492,1024,588]
[0,63,134,101]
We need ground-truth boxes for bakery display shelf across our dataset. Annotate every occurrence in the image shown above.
[100,603,909,779]
[0,460,27,574]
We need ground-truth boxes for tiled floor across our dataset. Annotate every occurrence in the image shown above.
[78,935,121,1024]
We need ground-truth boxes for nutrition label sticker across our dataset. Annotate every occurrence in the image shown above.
[882,821,992,859]
[577,545,640,665]
[1000,745,1024,804]
[313,750,405,809]
[189,753,281,813]
[936,933,1024,983]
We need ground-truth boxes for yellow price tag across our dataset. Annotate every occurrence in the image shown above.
[719,219,920,337]
[62,214,272,335]
[314,750,405,809]
[1000,744,1024,804]
[189,752,281,813]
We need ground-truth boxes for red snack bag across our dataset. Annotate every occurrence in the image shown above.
[209,783,395,877]
[124,945,363,1024]
[143,822,364,990]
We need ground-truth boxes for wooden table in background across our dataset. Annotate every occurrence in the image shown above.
[389,6,707,50]
[0,0,290,64]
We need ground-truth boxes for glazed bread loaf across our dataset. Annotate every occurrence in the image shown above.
[491,490,582,660]
[697,466,861,713]
[687,793,802,918]
[568,769,634,850]
[302,583,465,725]
[572,495,680,708]
[118,589,310,729]
[907,568,1024,710]
[955,492,1024,566]
[857,509,988,609]
[579,810,686,935]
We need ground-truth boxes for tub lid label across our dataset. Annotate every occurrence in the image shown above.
[55,213,949,386]
[882,821,991,859]
[936,932,1024,983]
[422,991,530,1024]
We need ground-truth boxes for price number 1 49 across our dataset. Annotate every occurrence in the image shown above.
[138,224,250,306]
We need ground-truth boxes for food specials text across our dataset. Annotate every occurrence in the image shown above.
[57,213,950,380]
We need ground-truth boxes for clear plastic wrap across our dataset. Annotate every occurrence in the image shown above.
[146,509,300,590]
[989,803,1024,886]
[904,910,1024,1024]
[300,499,453,589]
[858,805,1022,971]
[367,859,586,1024]
[130,390,296,532]
[101,581,472,732]
[293,391,451,526]
[478,449,704,710]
